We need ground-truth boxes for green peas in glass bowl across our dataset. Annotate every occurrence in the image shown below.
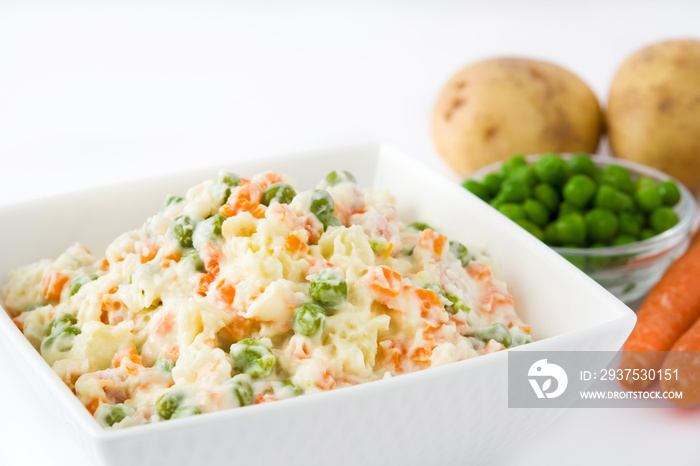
[465,153,697,304]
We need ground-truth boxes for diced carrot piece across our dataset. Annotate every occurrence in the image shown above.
[85,398,101,415]
[136,240,158,264]
[214,279,236,307]
[220,181,264,218]
[378,338,406,374]
[113,345,143,369]
[162,344,180,361]
[467,262,492,281]
[285,231,308,253]
[153,311,176,337]
[364,266,403,297]
[254,393,279,404]
[254,172,283,190]
[219,312,253,343]
[314,369,336,391]
[196,273,214,296]
[418,229,448,256]
[41,270,69,302]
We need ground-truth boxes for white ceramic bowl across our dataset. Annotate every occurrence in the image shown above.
[0,144,636,466]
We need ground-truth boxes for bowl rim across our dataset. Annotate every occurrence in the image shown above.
[469,153,698,257]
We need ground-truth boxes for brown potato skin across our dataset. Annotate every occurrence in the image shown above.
[432,58,602,177]
[607,39,700,192]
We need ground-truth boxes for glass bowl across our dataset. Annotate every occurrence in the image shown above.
[469,154,698,305]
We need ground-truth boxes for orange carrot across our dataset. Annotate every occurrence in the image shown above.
[153,311,176,337]
[113,345,143,375]
[620,229,700,390]
[214,279,236,307]
[363,265,402,297]
[418,229,448,256]
[41,270,69,302]
[162,344,180,361]
[660,317,700,407]
[284,231,308,253]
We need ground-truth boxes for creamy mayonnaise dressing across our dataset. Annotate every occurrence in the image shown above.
[2,169,531,428]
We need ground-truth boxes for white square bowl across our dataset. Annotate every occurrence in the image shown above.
[0,144,635,466]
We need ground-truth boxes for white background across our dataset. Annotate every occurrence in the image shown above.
[1,1,700,465]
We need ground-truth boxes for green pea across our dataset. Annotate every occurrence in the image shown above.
[292,303,326,337]
[511,331,533,347]
[462,180,490,201]
[310,189,336,228]
[369,237,389,254]
[533,183,560,212]
[154,356,176,372]
[41,325,81,354]
[600,165,634,194]
[658,180,681,206]
[172,215,196,249]
[46,313,78,336]
[500,154,528,177]
[161,195,183,211]
[472,322,512,348]
[522,199,549,227]
[567,153,599,179]
[618,211,641,238]
[640,228,656,240]
[448,240,470,267]
[196,213,226,242]
[445,294,470,314]
[228,375,254,407]
[171,406,202,419]
[69,273,99,296]
[326,216,342,228]
[96,403,134,427]
[325,170,357,186]
[533,153,569,186]
[544,222,559,246]
[635,176,656,191]
[489,194,506,209]
[156,390,184,420]
[408,221,432,231]
[617,192,635,212]
[554,213,586,247]
[283,379,304,396]
[182,251,205,273]
[612,235,637,246]
[563,174,597,208]
[650,207,679,233]
[500,179,531,203]
[635,185,662,212]
[585,208,618,243]
[558,202,584,218]
[230,339,276,379]
[23,303,43,313]
[308,268,348,308]
[498,203,526,221]
[482,173,503,197]
[508,165,538,189]
[515,219,544,241]
[594,185,620,211]
[261,182,296,206]
[212,171,243,205]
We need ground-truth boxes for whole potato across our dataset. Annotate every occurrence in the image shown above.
[607,39,700,192]
[432,58,603,177]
